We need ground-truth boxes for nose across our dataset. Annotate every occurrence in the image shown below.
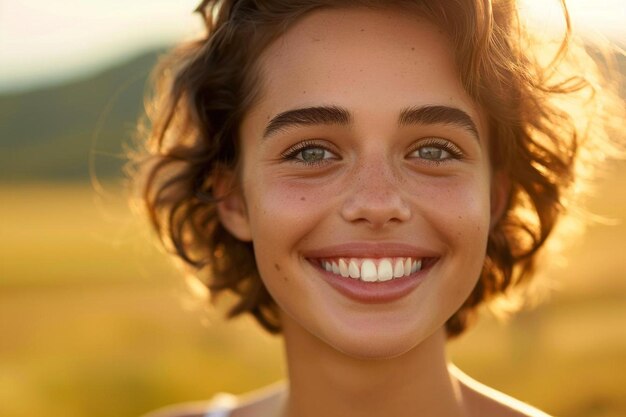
[340,161,411,229]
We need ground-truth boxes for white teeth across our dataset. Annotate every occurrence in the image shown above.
[404,258,411,276]
[361,260,377,282]
[321,257,425,282]
[393,259,404,278]
[377,259,393,281]
[338,259,349,277]
[410,259,422,274]
[348,260,360,279]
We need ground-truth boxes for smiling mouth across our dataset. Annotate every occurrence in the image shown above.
[310,257,437,283]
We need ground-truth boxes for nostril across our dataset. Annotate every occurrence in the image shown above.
[340,191,411,227]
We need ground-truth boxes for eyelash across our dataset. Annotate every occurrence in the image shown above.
[407,138,464,164]
[281,137,464,166]
[281,140,337,166]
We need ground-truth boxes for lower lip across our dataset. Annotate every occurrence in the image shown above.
[309,260,431,304]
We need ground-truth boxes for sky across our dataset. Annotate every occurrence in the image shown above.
[0,0,202,92]
[0,0,624,93]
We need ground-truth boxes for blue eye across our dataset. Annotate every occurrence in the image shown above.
[299,147,331,162]
[416,146,451,160]
[408,139,463,162]
[282,141,338,165]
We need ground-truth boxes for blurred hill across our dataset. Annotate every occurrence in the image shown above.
[0,47,624,182]
[0,49,164,181]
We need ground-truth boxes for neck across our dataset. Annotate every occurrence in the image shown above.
[278,312,468,417]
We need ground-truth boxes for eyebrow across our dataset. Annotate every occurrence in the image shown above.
[398,105,479,139]
[263,105,351,139]
[262,104,479,140]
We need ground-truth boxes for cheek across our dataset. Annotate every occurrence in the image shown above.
[243,176,335,284]
[442,184,489,241]
[417,173,491,241]
[246,178,332,237]
[418,177,491,307]
[243,178,343,322]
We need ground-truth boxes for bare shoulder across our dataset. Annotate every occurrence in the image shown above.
[138,400,213,417]
[139,380,288,417]
[450,365,553,417]
[230,380,288,417]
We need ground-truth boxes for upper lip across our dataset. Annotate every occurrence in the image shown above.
[302,242,439,259]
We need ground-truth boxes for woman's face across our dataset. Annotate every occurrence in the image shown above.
[223,7,502,358]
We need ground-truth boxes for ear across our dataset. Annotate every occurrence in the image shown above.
[213,168,252,242]
[489,170,510,230]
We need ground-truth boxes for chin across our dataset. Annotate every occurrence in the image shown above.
[336,342,415,360]
[319,323,435,361]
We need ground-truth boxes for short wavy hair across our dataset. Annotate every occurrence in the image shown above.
[129,0,623,338]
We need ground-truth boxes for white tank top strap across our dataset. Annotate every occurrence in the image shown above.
[203,392,238,417]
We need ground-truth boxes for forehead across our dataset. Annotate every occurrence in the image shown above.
[243,6,486,140]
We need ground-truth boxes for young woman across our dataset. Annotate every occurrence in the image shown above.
[133,1,622,416]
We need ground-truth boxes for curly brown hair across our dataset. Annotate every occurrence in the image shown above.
[129,0,623,338]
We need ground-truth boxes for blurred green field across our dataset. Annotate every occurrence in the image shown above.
[1,172,625,417]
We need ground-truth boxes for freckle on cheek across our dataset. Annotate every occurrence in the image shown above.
[274,263,281,271]
[300,197,306,201]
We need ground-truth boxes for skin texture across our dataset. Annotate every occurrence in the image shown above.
[214,6,546,417]
[232,5,492,360]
